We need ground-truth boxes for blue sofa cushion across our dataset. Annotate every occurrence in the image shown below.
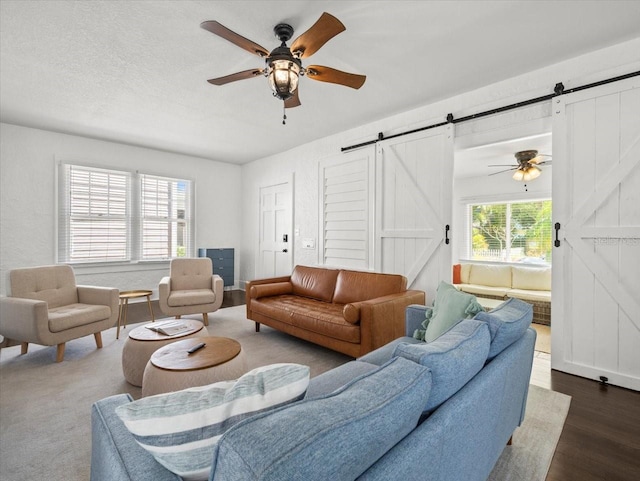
[209,357,432,481]
[115,363,309,481]
[414,281,484,342]
[394,319,490,412]
[473,297,533,360]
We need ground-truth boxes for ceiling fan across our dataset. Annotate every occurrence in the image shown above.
[488,150,552,181]
[200,12,366,119]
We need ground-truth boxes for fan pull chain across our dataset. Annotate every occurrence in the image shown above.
[282,105,287,125]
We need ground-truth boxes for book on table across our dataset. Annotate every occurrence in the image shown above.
[145,320,191,336]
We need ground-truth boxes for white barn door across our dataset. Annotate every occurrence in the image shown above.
[375,124,454,302]
[552,76,640,391]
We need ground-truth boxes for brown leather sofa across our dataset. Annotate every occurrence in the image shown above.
[246,265,425,357]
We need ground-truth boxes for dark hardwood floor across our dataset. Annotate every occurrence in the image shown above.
[545,370,640,481]
[129,291,640,480]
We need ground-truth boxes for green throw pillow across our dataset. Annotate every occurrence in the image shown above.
[414,281,484,342]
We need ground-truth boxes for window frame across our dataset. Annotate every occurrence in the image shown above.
[57,162,195,266]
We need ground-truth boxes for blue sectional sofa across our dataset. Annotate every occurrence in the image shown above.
[91,299,535,481]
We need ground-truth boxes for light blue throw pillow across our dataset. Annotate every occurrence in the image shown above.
[473,297,533,360]
[414,281,484,342]
[210,357,432,481]
[115,363,310,481]
[395,319,490,412]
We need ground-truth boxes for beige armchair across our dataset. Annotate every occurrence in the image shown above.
[0,265,118,362]
[158,258,224,326]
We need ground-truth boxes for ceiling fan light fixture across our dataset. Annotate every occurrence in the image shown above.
[512,169,525,181]
[523,165,542,181]
[268,58,300,100]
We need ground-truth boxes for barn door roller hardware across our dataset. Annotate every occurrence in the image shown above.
[341,71,639,153]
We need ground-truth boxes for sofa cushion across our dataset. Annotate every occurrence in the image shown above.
[115,363,310,481]
[210,357,432,481]
[511,266,551,291]
[167,289,216,307]
[414,281,484,342]
[332,270,406,304]
[251,295,360,343]
[460,263,472,284]
[395,319,490,412]
[469,264,512,288]
[290,265,339,302]
[507,289,551,303]
[473,297,533,360]
[457,284,509,298]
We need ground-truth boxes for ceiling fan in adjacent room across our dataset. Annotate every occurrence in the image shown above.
[200,12,366,122]
[488,150,552,181]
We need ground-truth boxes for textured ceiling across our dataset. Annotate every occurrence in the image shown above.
[1,1,640,165]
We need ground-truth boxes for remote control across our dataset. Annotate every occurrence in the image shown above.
[187,342,206,354]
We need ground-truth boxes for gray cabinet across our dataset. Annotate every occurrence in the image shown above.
[198,248,234,287]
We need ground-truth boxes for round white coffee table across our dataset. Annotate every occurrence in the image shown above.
[141,337,247,397]
[121,319,207,387]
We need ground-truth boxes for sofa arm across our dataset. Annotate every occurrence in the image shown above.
[0,296,49,344]
[158,276,171,313]
[359,290,426,355]
[250,281,293,299]
[91,394,180,481]
[78,286,119,325]
[212,275,224,294]
[405,305,432,337]
[245,276,292,310]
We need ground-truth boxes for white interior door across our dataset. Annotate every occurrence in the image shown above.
[552,76,640,391]
[376,124,454,302]
[258,180,293,278]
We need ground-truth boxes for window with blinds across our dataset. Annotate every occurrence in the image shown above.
[58,164,130,263]
[140,174,191,260]
[467,199,552,264]
[58,164,193,264]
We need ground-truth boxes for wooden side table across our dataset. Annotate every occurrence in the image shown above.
[117,290,155,339]
[141,337,247,397]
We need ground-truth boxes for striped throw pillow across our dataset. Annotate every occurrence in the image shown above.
[115,363,310,481]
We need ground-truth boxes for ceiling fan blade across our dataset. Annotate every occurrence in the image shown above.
[488,167,518,176]
[306,65,366,89]
[290,12,345,59]
[284,89,301,108]
[200,21,270,58]
[207,68,265,86]
[487,164,517,167]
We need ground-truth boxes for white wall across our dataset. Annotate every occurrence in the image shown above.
[0,123,242,296]
[240,37,640,287]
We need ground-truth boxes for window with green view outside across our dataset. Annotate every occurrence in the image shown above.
[469,200,552,265]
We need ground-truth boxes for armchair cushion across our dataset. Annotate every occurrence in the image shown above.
[169,258,214,291]
[48,304,112,332]
[167,289,216,308]
[9,265,78,308]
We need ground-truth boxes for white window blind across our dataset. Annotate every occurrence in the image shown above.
[58,164,131,263]
[140,174,192,260]
[58,163,194,264]
[466,199,552,264]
